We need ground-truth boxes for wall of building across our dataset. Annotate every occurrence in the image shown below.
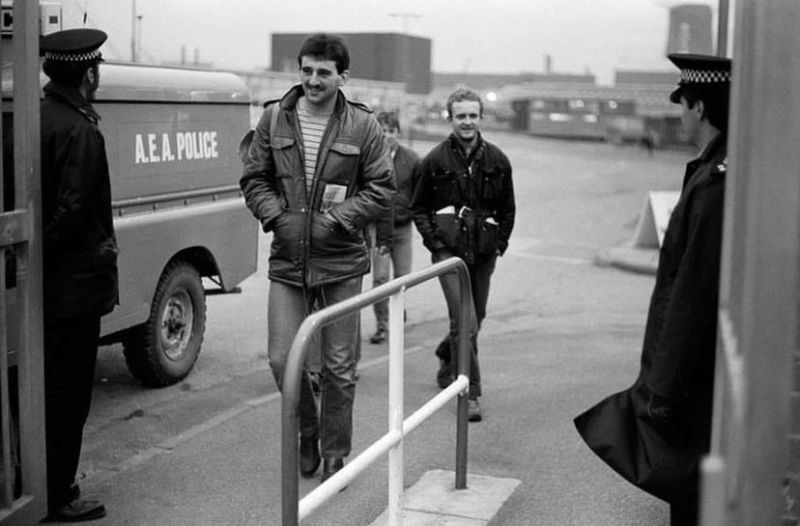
[271,33,431,95]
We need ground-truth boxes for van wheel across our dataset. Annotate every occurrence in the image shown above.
[123,261,206,387]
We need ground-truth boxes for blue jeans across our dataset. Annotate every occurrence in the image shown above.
[268,277,362,458]
[432,250,497,399]
[371,222,414,328]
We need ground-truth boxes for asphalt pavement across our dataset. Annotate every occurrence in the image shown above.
[60,131,692,525]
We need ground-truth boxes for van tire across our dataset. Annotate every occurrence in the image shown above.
[123,261,206,387]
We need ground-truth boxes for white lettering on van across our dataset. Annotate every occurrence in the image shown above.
[147,133,160,162]
[176,133,186,161]
[161,133,175,161]
[136,130,220,164]
[135,133,148,164]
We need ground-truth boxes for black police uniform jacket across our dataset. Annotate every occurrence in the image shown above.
[574,133,727,502]
[240,85,394,287]
[410,133,515,264]
[41,81,119,319]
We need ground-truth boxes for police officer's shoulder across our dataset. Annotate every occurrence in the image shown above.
[347,99,374,114]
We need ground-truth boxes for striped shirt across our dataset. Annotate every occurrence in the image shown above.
[296,99,332,196]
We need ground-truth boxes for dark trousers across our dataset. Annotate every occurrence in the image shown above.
[670,488,699,526]
[44,316,101,510]
[432,250,497,399]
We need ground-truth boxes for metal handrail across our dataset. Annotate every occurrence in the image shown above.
[281,257,473,525]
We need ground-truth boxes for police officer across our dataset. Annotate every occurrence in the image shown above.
[575,54,732,526]
[40,28,118,522]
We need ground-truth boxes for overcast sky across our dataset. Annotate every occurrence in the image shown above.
[59,0,719,85]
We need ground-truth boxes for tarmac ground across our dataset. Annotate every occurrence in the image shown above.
[56,130,690,525]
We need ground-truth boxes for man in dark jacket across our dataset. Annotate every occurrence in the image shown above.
[574,54,732,526]
[411,88,516,422]
[368,111,420,344]
[40,28,118,522]
[240,33,394,483]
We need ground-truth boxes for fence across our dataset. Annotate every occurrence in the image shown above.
[280,257,473,525]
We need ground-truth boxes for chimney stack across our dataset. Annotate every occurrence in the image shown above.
[666,4,713,55]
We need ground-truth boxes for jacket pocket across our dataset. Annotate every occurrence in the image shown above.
[480,165,505,202]
[475,216,500,255]
[270,136,298,185]
[431,170,460,204]
[433,212,462,248]
[271,211,304,264]
[310,210,362,253]
[323,141,361,186]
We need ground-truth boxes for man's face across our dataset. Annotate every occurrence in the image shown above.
[382,124,399,150]
[680,96,702,146]
[449,100,482,142]
[299,56,348,110]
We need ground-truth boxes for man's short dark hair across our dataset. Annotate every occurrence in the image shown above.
[682,86,730,134]
[377,111,401,133]
[446,88,483,119]
[42,59,99,88]
[297,33,350,74]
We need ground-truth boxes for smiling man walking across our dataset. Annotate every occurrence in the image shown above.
[411,88,516,422]
[240,33,394,483]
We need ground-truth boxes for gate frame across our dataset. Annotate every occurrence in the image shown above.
[700,1,800,524]
[0,1,48,524]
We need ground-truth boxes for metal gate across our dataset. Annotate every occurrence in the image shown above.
[700,1,800,524]
[0,1,48,524]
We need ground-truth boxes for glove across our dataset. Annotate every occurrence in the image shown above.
[376,245,391,257]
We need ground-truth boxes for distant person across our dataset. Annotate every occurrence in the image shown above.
[40,28,119,522]
[368,111,421,344]
[240,33,394,482]
[574,53,732,526]
[410,88,516,422]
[641,128,656,156]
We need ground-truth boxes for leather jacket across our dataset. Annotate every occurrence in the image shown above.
[411,133,515,264]
[241,85,395,287]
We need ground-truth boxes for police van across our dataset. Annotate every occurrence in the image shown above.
[2,60,258,387]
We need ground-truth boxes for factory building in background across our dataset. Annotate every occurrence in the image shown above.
[270,32,432,95]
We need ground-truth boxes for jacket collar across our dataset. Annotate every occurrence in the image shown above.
[448,131,485,162]
[697,131,726,163]
[43,81,101,124]
[683,131,727,187]
[280,84,347,115]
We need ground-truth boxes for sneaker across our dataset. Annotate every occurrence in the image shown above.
[370,326,387,344]
[468,399,482,422]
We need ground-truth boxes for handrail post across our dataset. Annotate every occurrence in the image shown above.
[281,319,321,526]
[454,265,471,490]
[388,288,405,526]
[280,257,471,524]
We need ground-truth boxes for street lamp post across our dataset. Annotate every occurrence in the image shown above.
[131,0,136,62]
